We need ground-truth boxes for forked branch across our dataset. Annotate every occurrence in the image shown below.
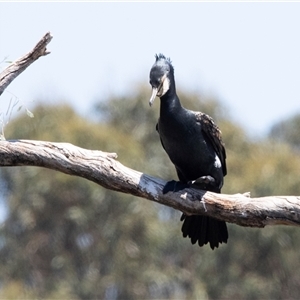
[0,32,52,96]
[1,33,300,229]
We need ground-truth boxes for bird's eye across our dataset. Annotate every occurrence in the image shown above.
[149,79,160,87]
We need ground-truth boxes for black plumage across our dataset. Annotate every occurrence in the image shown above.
[149,54,228,250]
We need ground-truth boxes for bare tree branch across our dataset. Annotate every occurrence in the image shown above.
[0,32,53,96]
[1,139,300,228]
[1,32,300,230]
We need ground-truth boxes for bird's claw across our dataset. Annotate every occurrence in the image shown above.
[163,176,218,194]
[189,175,218,191]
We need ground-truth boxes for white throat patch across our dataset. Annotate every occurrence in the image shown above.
[157,75,170,97]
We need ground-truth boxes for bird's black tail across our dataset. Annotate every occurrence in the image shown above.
[180,179,228,250]
[181,214,228,250]
[164,178,228,249]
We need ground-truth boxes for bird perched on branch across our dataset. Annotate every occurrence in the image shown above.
[148,54,228,249]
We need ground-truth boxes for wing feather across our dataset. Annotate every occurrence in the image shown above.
[195,112,227,176]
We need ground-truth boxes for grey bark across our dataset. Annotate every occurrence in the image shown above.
[1,139,300,228]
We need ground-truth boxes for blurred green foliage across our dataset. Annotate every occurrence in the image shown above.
[270,113,300,151]
[1,86,300,299]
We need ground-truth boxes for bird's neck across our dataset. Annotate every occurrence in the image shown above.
[159,84,182,116]
[160,94,181,114]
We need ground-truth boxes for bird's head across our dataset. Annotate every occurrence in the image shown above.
[149,54,174,106]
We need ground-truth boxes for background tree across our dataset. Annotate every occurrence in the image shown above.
[1,87,300,299]
[269,113,300,151]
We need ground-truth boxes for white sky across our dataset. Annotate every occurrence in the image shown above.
[1,2,300,138]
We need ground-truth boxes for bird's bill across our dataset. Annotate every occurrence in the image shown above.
[149,87,158,106]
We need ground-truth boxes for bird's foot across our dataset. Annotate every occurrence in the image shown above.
[163,180,189,194]
[188,175,217,191]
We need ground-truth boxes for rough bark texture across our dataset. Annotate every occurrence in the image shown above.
[0,32,52,96]
[1,139,300,228]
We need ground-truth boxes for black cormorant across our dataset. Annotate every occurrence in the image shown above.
[149,54,228,250]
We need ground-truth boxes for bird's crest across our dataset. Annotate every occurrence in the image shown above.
[155,53,174,72]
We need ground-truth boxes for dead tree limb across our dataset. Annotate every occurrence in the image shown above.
[1,139,300,228]
[1,32,300,229]
[0,32,52,96]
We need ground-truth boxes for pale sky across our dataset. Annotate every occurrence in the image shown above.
[1,2,300,138]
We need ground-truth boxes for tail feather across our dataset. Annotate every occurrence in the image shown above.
[181,214,228,250]
[199,215,208,247]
